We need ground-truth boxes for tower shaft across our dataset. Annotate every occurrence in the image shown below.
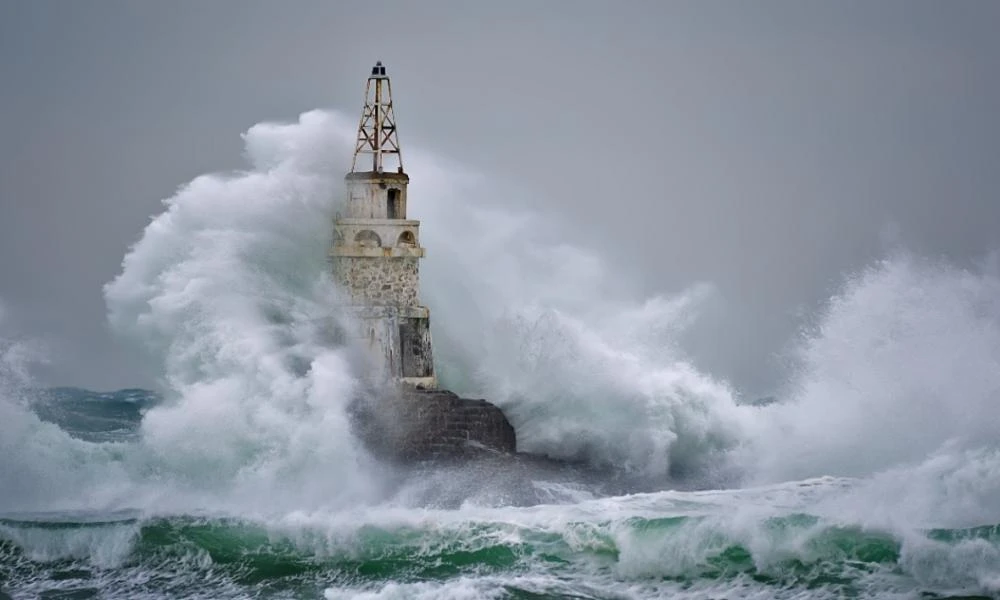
[332,62,435,389]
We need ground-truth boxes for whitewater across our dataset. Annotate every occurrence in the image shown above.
[2,109,1000,598]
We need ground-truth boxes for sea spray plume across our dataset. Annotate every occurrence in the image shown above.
[409,158,748,483]
[101,105,743,500]
[104,110,386,509]
[0,304,45,387]
[747,253,1000,483]
[823,445,1000,530]
[0,305,128,512]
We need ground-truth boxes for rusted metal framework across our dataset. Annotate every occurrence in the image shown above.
[350,61,403,173]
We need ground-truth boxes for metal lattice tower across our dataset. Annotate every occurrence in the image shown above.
[350,61,403,173]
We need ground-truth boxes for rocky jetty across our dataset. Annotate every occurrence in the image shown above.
[351,388,516,463]
[350,388,693,507]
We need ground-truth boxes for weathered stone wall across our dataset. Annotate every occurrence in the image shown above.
[399,317,434,378]
[344,172,408,219]
[332,171,436,386]
[345,309,435,388]
[352,389,517,461]
[335,257,419,306]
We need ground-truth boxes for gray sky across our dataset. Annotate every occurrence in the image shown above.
[1,1,998,393]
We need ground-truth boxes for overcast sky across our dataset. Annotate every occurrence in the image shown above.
[1,1,998,393]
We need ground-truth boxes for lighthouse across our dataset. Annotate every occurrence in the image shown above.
[331,61,436,389]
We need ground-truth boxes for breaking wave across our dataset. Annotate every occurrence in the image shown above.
[4,479,1000,599]
[747,253,1000,486]
[102,111,385,513]
[410,155,747,481]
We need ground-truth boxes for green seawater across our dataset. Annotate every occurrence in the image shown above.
[2,388,999,599]
[2,510,998,598]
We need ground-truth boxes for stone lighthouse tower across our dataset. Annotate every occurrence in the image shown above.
[331,61,436,389]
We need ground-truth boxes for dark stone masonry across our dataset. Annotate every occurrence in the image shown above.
[352,388,517,462]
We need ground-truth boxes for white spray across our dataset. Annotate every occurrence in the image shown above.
[748,253,1000,487]
[103,110,382,511]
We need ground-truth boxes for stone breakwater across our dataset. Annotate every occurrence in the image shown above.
[351,388,517,462]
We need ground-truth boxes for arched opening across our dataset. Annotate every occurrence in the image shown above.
[397,231,416,247]
[354,230,381,247]
[387,189,402,219]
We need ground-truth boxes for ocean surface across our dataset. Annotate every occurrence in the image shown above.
[3,110,1000,598]
[3,387,1000,599]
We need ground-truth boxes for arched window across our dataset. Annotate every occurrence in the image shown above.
[397,231,416,247]
[354,230,381,247]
